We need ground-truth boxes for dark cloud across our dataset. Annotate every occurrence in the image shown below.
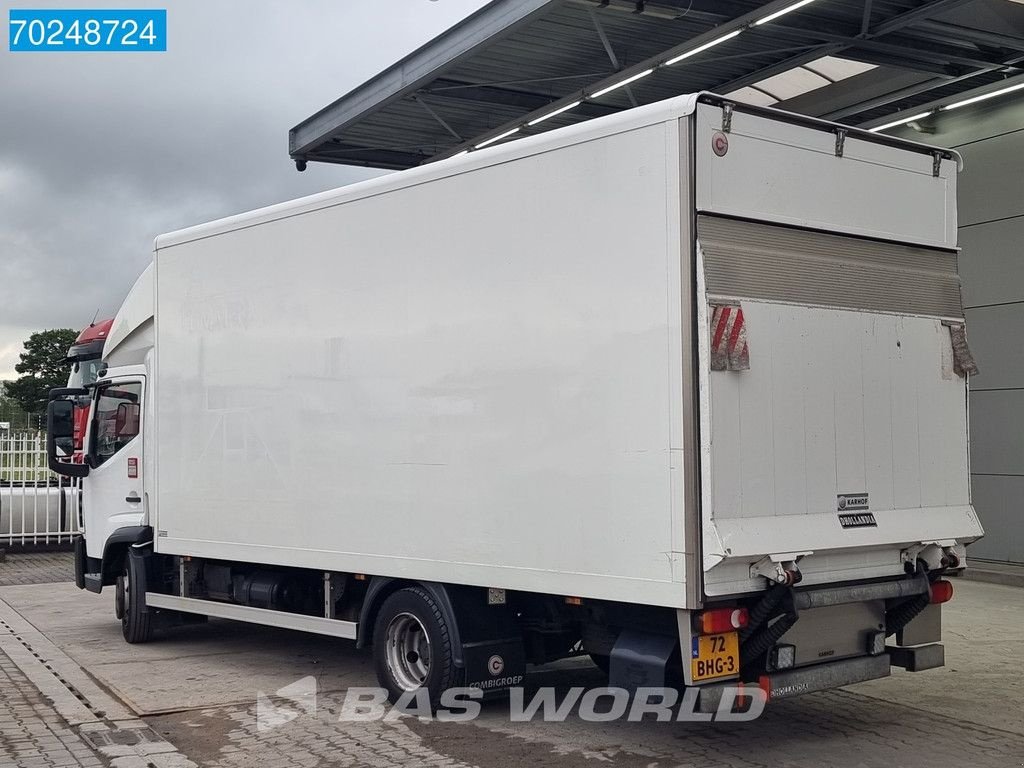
[0,0,487,376]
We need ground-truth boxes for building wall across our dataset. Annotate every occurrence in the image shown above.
[896,98,1024,563]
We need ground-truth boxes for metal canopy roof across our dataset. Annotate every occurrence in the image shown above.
[290,0,1024,170]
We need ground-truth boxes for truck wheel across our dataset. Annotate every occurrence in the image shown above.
[114,574,126,620]
[373,587,454,707]
[121,550,153,644]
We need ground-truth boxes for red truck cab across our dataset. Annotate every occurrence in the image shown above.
[65,319,114,453]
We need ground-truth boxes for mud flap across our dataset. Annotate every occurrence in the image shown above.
[439,584,526,695]
[608,630,678,691]
[460,638,526,694]
[73,535,87,590]
[129,547,154,615]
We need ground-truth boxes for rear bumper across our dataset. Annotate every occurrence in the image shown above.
[698,654,891,712]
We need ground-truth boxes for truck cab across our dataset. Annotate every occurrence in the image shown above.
[49,266,154,597]
[63,319,114,457]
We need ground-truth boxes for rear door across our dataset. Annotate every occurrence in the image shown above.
[690,101,983,597]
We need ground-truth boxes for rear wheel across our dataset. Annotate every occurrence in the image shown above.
[373,587,454,707]
[120,550,153,643]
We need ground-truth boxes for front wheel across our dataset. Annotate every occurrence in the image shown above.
[372,587,454,707]
[120,549,153,644]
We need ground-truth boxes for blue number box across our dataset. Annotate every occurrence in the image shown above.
[9,9,166,52]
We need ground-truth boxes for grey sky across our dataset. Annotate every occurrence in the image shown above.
[0,0,487,379]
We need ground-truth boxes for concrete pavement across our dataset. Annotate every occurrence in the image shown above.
[958,559,1024,588]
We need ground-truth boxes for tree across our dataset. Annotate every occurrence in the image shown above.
[2,328,78,416]
[0,392,33,429]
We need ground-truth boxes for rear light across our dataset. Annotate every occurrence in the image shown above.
[697,607,749,635]
[929,580,954,604]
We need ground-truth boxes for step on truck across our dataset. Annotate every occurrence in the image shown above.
[47,93,983,710]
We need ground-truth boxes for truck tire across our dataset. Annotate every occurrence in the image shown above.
[373,587,454,707]
[121,549,153,644]
[115,574,126,620]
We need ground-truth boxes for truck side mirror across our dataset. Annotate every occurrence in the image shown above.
[47,388,90,478]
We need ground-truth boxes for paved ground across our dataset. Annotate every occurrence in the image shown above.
[144,662,1023,768]
[0,649,106,768]
[1,552,1023,767]
[0,552,75,586]
[959,559,1024,588]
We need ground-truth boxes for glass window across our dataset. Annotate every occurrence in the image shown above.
[67,358,105,388]
[91,382,142,466]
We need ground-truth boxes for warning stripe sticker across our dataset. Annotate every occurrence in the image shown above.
[710,304,750,371]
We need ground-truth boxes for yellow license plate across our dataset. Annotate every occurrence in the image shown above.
[691,631,740,681]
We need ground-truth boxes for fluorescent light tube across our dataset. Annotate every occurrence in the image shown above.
[590,69,653,99]
[527,100,583,126]
[755,0,817,25]
[474,128,520,149]
[942,81,1024,111]
[665,30,742,65]
[867,112,932,132]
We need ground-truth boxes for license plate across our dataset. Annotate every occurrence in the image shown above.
[691,631,740,681]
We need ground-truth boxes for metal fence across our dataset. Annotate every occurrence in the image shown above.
[0,431,81,547]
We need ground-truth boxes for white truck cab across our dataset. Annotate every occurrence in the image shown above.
[51,264,153,597]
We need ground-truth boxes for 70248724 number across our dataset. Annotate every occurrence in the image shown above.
[9,10,167,52]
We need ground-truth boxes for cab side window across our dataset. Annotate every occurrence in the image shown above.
[91,382,142,467]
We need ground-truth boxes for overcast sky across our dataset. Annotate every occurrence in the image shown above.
[0,0,488,379]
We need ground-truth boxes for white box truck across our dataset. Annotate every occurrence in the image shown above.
[48,93,983,708]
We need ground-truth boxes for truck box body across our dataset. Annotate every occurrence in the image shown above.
[150,94,982,610]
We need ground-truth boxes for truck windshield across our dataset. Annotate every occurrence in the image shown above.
[67,358,104,388]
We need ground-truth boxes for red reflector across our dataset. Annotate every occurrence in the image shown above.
[710,305,750,372]
[699,607,749,634]
[758,675,772,702]
[929,580,954,604]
